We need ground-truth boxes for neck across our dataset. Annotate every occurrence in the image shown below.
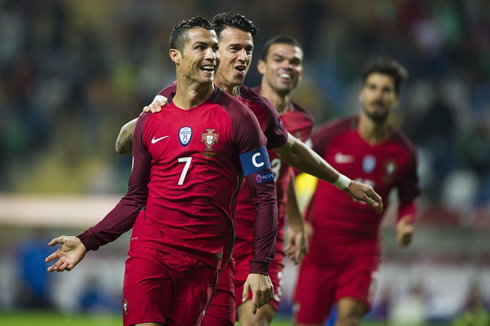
[259,82,291,115]
[357,112,390,145]
[173,76,214,110]
[214,73,237,96]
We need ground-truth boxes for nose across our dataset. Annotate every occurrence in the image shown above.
[204,47,216,60]
[238,49,248,61]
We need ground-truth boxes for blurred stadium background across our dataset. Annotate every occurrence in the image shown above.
[0,0,489,325]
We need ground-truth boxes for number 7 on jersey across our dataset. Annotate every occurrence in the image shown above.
[178,157,192,185]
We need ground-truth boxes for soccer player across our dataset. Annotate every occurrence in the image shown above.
[115,13,384,326]
[293,57,420,326]
[232,35,315,326]
[45,16,278,326]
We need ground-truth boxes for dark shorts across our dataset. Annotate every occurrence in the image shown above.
[122,247,218,326]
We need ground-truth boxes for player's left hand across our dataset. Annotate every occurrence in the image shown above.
[396,216,414,247]
[45,235,86,272]
[242,273,274,315]
[344,180,383,214]
[284,226,308,265]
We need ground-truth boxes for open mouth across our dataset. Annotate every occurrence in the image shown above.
[279,73,292,80]
[200,65,216,72]
[235,65,246,74]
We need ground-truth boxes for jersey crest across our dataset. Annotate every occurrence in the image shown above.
[201,128,219,158]
[362,155,376,174]
[179,127,192,146]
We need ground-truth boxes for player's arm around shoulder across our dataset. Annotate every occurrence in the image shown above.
[115,95,168,154]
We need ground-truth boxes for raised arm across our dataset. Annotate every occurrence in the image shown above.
[274,133,383,214]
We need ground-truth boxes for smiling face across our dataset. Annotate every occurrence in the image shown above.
[214,27,254,92]
[170,27,220,85]
[258,43,304,96]
[359,73,399,123]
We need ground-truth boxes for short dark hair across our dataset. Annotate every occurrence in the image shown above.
[361,57,408,94]
[212,12,258,40]
[169,16,214,53]
[260,35,304,62]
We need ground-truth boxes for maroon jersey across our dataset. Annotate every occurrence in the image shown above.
[309,116,419,257]
[78,87,278,274]
[234,97,315,268]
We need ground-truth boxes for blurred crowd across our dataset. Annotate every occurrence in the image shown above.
[1,0,489,217]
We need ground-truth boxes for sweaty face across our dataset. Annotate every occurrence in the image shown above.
[215,27,254,89]
[359,73,399,123]
[258,43,304,96]
[176,28,220,85]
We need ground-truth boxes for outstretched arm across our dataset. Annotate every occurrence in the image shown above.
[284,171,308,265]
[274,133,383,213]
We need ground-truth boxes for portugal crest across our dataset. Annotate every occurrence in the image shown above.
[201,128,219,158]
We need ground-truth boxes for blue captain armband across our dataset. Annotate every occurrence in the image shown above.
[239,146,271,176]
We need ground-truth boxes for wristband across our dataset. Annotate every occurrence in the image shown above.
[334,173,351,190]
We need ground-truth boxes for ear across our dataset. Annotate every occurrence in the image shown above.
[257,60,266,75]
[169,49,181,65]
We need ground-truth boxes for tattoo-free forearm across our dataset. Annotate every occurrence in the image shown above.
[274,133,339,184]
[115,118,137,154]
[286,171,305,229]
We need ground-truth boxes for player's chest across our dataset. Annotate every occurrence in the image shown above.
[326,136,410,187]
[145,112,233,161]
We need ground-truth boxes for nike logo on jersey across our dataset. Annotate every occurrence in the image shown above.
[151,136,169,144]
[334,152,355,164]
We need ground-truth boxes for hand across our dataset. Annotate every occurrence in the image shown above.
[396,216,414,247]
[344,180,383,214]
[242,273,274,315]
[45,235,87,272]
[143,95,167,113]
[284,226,308,265]
[304,220,314,239]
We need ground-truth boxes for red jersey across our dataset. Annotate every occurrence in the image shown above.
[78,87,278,274]
[234,96,314,266]
[308,116,420,257]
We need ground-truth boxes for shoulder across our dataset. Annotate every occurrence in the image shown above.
[291,101,315,123]
[239,85,276,112]
[314,116,356,136]
[215,88,256,120]
[391,128,418,158]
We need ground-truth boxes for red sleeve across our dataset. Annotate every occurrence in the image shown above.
[398,200,417,224]
[397,137,421,207]
[227,95,278,275]
[77,114,152,251]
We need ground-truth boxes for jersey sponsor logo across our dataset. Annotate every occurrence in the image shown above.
[151,135,169,144]
[255,171,274,183]
[334,152,355,164]
[240,146,271,176]
[363,155,376,174]
[201,128,219,158]
[179,127,192,146]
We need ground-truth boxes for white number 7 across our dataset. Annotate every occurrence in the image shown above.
[178,157,192,185]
